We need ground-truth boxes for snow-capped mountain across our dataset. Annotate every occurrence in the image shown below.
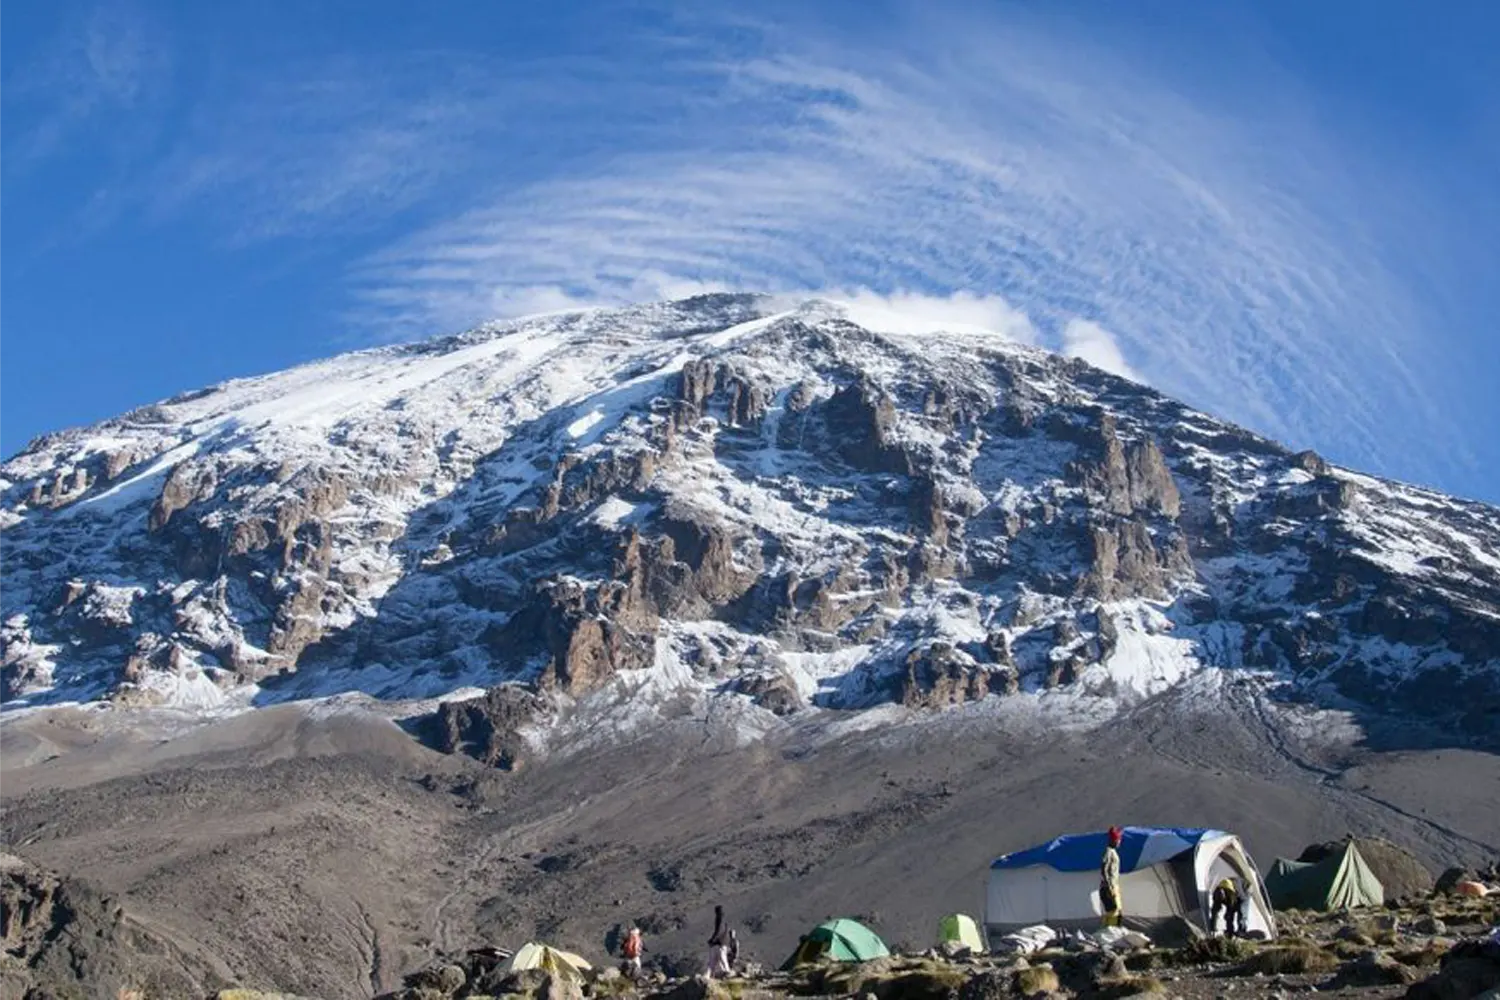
[3,294,1497,745]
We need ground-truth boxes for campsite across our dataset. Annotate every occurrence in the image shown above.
[329,830,1499,1000]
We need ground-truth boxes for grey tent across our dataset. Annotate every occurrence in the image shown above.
[1264,840,1384,911]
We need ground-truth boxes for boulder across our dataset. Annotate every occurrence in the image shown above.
[1147,916,1204,950]
[957,969,1015,1000]
[1407,936,1500,1000]
[1329,949,1421,988]
[1434,867,1474,895]
[1015,964,1061,997]
[403,963,467,995]
[1054,950,1128,992]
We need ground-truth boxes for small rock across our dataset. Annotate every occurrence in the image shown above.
[958,969,1015,1000]
[1413,916,1447,935]
[1335,925,1374,945]
[1015,964,1061,997]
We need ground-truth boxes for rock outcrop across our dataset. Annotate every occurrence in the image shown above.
[0,853,217,999]
[424,684,547,769]
[898,642,1010,708]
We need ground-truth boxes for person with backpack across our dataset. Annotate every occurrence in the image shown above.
[621,925,644,978]
[706,905,731,978]
[1100,826,1123,928]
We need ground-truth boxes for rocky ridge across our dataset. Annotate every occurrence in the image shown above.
[2,295,1497,750]
[0,852,228,999]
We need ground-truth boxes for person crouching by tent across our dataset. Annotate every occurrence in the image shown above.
[621,925,644,979]
[1100,826,1123,928]
[706,905,731,978]
[1210,878,1243,937]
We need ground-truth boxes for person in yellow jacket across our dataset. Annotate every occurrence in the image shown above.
[1100,826,1123,928]
[1210,877,1243,937]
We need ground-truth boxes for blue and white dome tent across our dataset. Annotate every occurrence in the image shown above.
[985,826,1277,939]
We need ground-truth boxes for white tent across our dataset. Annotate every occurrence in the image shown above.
[986,826,1276,939]
[502,942,593,980]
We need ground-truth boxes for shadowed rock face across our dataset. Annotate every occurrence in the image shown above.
[426,684,545,769]
[1,295,1496,746]
[0,853,217,999]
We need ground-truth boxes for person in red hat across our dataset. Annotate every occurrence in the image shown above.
[1100,826,1124,928]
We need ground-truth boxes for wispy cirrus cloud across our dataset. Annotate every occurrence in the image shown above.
[3,1,171,169]
[142,58,511,242]
[129,43,722,244]
[348,10,1462,485]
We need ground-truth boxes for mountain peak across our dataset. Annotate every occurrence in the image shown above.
[2,298,1497,755]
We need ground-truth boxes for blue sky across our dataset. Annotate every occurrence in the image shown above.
[4,0,1498,501]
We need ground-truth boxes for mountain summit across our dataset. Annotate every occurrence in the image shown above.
[3,294,1497,747]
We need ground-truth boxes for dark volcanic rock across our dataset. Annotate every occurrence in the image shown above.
[900,642,1003,708]
[733,672,803,716]
[1406,936,1500,1000]
[425,684,546,769]
[822,375,915,475]
[0,853,214,999]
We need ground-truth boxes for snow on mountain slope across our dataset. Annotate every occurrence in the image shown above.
[2,294,1497,751]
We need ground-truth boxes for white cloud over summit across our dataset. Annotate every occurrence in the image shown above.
[1062,320,1140,382]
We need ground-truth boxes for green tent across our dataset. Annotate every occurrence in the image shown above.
[1264,840,1385,911]
[781,918,890,969]
[937,913,985,953]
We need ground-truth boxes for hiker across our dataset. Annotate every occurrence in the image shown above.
[1100,826,1123,928]
[706,905,732,978]
[727,928,740,971]
[1210,877,1242,937]
[621,925,644,978]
